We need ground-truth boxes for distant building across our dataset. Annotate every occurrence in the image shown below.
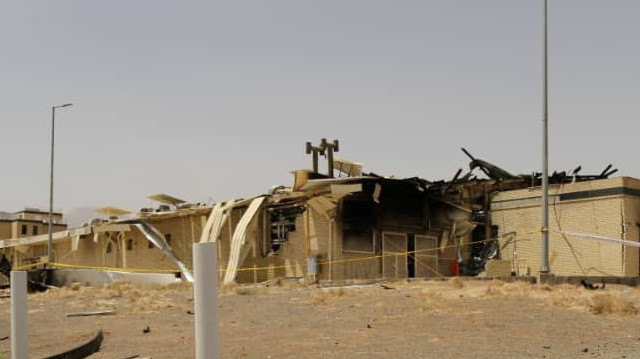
[0,208,67,240]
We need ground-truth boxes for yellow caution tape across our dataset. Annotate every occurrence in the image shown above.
[8,230,547,276]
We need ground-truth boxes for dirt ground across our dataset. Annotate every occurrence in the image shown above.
[2,278,640,359]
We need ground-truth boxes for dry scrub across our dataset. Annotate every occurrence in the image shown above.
[25,278,640,318]
[417,289,443,313]
[481,280,640,316]
[308,287,347,306]
[590,292,639,315]
[32,281,177,314]
[450,277,465,289]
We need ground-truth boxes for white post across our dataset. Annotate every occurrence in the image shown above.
[11,271,28,359]
[193,242,220,359]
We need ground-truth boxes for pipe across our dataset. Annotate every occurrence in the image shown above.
[328,218,334,281]
[327,145,334,177]
[193,242,220,359]
[11,271,28,359]
[132,222,194,282]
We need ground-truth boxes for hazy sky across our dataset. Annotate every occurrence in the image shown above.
[1,1,639,221]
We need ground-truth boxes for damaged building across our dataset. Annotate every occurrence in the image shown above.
[1,140,638,285]
[199,141,639,283]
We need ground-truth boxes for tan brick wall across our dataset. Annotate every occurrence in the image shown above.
[41,212,206,273]
[8,221,66,239]
[492,178,640,277]
[623,196,640,276]
[50,232,178,271]
[0,222,11,240]
[149,215,205,269]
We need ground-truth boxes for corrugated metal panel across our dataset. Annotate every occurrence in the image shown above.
[223,197,266,284]
[200,200,236,243]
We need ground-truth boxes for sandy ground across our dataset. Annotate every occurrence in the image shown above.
[2,279,640,359]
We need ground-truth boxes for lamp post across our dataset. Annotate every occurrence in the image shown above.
[540,0,550,274]
[48,103,73,263]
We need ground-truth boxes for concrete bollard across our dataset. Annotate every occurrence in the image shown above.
[10,271,28,359]
[193,242,220,359]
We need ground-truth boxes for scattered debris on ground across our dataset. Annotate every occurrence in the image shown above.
[2,279,640,358]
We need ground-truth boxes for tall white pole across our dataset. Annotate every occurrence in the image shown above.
[193,242,220,359]
[48,103,72,264]
[541,0,550,273]
[11,271,28,359]
[48,106,55,263]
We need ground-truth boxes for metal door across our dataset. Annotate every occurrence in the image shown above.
[382,232,408,280]
[415,235,439,277]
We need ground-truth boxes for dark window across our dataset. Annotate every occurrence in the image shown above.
[33,226,38,235]
[126,239,134,251]
[343,229,375,253]
[148,239,154,249]
[21,225,27,235]
[165,234,172,245]
[106,242,112,254]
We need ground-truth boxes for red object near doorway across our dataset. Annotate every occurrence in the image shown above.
[450,260,460,276]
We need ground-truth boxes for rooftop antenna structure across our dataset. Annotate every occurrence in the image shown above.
[320,138,339,178]
[541,0,550,274]
[305,141,325,174]
[306,139,339,177]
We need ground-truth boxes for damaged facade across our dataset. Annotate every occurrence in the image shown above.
[1,140,638,285]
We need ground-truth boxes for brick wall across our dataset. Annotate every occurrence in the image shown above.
[491,177,640,277]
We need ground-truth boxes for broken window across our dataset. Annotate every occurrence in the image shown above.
[268,204,304,253]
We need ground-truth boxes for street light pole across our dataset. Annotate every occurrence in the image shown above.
[48,103,73,263]
[540,0,550,274]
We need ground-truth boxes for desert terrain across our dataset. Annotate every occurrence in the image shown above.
[2,278,640,359]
